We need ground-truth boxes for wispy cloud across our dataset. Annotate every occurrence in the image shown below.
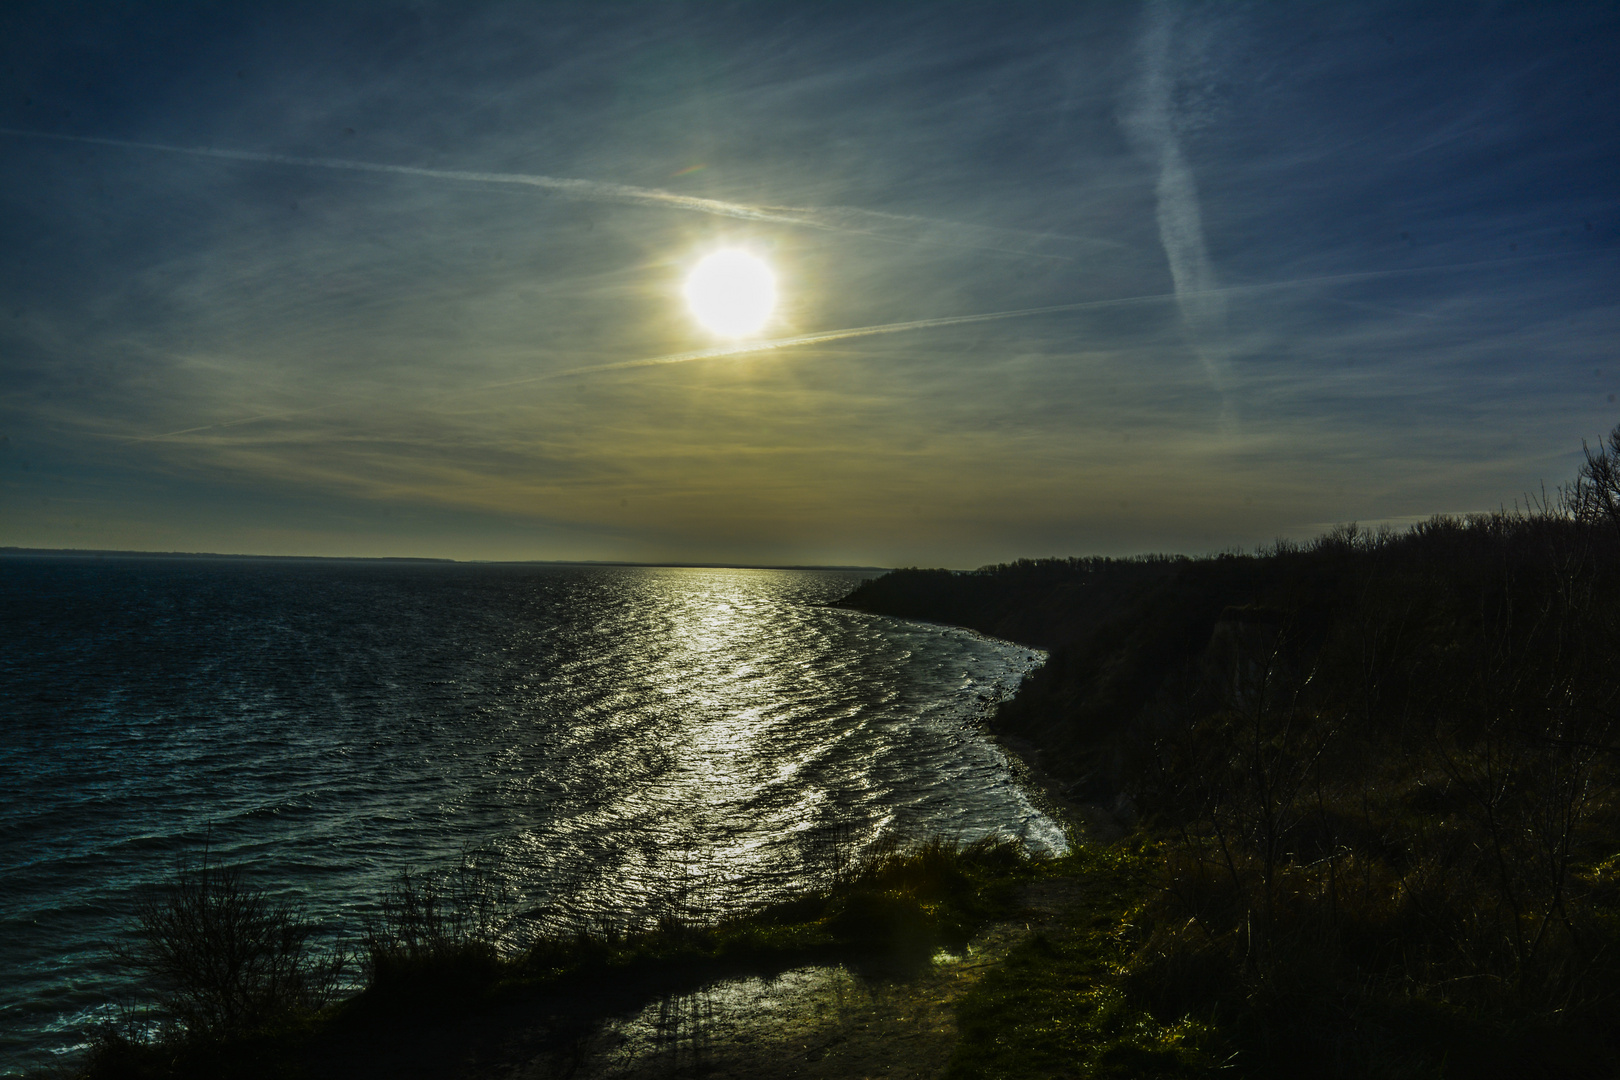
[1124,2,1233,413]
[117,261,1538,444]
[0,127,1075,262]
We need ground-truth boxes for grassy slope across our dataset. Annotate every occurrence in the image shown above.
[944,842,1223,1080]
[850,515,1620,1079]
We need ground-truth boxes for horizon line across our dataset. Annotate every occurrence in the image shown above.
[0,545,893,573]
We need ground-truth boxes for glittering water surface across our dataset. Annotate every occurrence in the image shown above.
[0,557,1054,1074]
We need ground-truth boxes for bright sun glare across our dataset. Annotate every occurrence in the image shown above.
[684,250,777,337]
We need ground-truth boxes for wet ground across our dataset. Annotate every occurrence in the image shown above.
[476,878,1087,1080]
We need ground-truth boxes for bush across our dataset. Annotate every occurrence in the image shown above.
[122,849,344,1042]
[361,858,511,996]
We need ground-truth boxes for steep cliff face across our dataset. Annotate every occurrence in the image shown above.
[836,517,1620,806]
[838,555,1283,795]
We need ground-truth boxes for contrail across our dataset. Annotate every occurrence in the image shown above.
[0,126,1072,260]
[0,127,828,225]
[1124,3,1233,406]
[484,297,1178,389]
[122,401,353,443]
[123,298,1141,442]
[486,256,1535,388]
[121,257,1536,444]
[759,202,1102,260]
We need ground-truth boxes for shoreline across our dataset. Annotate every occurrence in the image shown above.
[988,720,1125,845]
[9,578,1064,1080]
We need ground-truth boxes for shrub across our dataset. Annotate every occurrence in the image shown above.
[361,858,511,995]
[122,849,344,1042]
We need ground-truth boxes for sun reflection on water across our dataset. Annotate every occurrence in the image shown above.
[486,567,1060,937]
[4,561,1058,1071]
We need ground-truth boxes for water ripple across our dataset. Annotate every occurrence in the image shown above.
[0,559,1053,1075]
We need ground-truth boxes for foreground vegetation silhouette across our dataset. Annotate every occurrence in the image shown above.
[82,834,1038,1079]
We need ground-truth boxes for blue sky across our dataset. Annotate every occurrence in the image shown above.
[1,2,1616,565]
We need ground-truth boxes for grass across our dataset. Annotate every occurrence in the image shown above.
[946,830,1620,1080]
[348,833,1034,1002]
[946,841,1227,1080]
[81,834,1041,1079]
[84,812,1620,1079]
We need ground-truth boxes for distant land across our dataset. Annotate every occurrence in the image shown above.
[0,546,889,573]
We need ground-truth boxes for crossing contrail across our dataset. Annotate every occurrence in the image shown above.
[122,298,1144,443]
[485,297,1178,389]
[119,256,1538,445]
[483,255,1551,390]
[0,127,1075,260]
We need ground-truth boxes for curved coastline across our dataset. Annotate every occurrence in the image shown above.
[19,566,1069,1080]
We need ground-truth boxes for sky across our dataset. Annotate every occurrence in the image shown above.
[1,2,1616,567]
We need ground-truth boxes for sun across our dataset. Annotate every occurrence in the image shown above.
[684,250,777,337]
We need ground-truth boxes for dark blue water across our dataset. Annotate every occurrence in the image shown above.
[0,556,1055,1075]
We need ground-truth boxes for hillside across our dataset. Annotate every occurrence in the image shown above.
[836,433,1620,1077]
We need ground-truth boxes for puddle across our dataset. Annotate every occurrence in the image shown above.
[558,933,1033,1079]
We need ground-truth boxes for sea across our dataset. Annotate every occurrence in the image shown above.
[0,555,1057,1075]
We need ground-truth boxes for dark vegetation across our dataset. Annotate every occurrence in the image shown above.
[852,424,1620,1079]
[80,835,1037,1079]
[944,841,1224,1080]
[124,848,348,1041]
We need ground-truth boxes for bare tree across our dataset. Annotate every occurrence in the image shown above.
[1570,422,1620,533]
[126,849,344,1040]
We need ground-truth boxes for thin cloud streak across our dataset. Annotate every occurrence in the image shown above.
[124,298,1181,443]
[482,255,1565,386]
[0,127,1071,260]
[119,257,1543,444]
[120,402,353,444]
